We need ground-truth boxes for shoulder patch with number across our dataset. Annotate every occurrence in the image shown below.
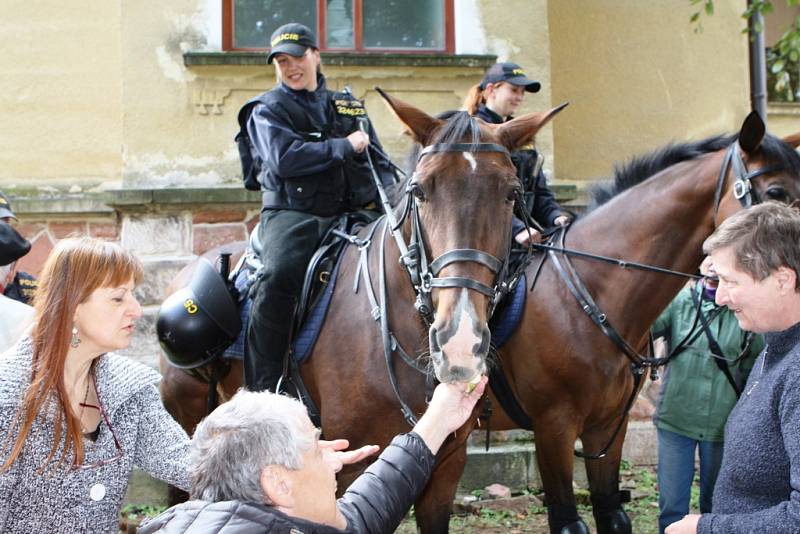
[334,98,366,117]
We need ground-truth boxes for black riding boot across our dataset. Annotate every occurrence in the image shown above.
[244,288,297,392]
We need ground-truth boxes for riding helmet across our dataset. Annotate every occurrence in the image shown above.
[156,258,242,369]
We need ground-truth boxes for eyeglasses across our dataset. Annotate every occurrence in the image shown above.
[703,275,720,290]
[71,400,124,471]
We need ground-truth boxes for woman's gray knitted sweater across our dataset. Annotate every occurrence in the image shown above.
[697,321,800,533]
[0,337,191,533]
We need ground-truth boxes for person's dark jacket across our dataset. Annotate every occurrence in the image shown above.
[138,432,435,534]
[4,271,36,305]
[475,104,565,235]
[247,74,393,217]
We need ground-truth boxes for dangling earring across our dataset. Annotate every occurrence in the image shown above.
[70,325,81,349]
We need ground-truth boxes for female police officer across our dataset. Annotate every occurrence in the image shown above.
[464,62,570,245]
[242,23,393,392]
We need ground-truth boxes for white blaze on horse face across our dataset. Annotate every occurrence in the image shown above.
[439,289,484,374]
[463,152,478,172]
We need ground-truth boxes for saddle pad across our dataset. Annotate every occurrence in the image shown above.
[488,274,527,349]
[222,258,343,365]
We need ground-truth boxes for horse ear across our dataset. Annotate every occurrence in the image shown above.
[495,102,569,151]
[738,110,766,154]
[783,131,800,148]
[375,87,442,146]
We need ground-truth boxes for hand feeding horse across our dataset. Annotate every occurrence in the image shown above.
[159,105,800,533]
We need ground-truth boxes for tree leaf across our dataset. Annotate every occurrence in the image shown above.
[705,1,714,15]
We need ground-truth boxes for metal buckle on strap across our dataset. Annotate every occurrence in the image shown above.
[733,179,751,200]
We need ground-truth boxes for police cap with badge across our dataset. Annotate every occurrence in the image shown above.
[267,22,318,64]
[480,62,541,93]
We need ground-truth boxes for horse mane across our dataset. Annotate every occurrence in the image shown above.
[588,132,800,210]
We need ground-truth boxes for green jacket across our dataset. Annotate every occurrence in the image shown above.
[652,284,764,442]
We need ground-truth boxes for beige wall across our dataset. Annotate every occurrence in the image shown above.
[3,0,791,192]
[0,0,123,185]
[548,0,751,183]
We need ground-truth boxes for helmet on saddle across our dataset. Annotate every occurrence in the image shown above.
[157,258,242,369]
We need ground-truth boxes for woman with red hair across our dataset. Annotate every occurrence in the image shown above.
[0,237,191,533]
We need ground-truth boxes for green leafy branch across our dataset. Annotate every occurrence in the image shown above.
[691,0,800,101]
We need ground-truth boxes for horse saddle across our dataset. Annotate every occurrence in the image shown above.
[223,213,373,364]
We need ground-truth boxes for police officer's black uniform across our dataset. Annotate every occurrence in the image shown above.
[475,104,566,236]
[0,192,37,304]
[243,25,393,392]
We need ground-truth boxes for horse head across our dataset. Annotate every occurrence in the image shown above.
[715,111,800,224]
[377,88,566,384]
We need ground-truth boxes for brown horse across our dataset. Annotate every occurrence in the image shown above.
[159,91,565,511]
[479,115,800,534]
[160,110,800,533]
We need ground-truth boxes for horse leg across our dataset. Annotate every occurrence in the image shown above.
[534,412,590,534]
[413,436,470,534]
[581,421,632,534]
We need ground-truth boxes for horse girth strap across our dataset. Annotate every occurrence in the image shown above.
[418,142,510,160]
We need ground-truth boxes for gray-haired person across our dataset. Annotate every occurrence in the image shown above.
[666,202,800,534]
[139,377,488,533]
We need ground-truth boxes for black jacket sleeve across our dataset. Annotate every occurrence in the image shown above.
[530,169,564,227]
[248,102,354,180]
[336,433,435,534]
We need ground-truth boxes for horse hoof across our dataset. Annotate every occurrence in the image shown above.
[595,509,632,534]
[559,519,590,534]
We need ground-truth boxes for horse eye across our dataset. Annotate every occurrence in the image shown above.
[765,187,788,202]
[506,187,522,203]
[412,184,426,201]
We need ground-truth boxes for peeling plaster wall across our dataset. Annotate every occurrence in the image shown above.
[474,0,556,180]
[0,0,123,185]
[0,1,768,191]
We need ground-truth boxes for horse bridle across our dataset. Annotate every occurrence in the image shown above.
[712,141,780,217]
[397,142,519,324]
[355,139,521,426]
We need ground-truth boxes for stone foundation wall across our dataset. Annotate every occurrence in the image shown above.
[10,186,261,369]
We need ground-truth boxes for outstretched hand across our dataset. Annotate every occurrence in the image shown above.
[319,439,379,473]
[412,376,488,455]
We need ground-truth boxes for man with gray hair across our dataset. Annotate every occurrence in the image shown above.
[140,377,488,533]
[666,202,800,534]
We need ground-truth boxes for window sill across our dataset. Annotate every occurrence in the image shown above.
[183,51,496,68]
